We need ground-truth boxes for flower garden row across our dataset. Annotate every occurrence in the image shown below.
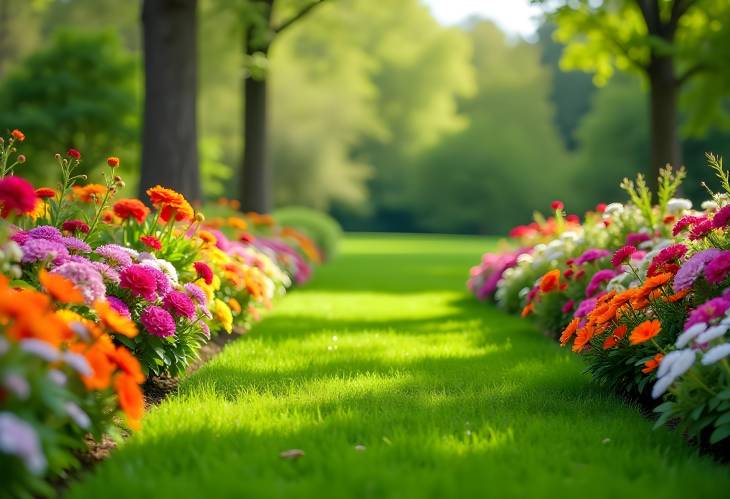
[0,130,329,497]
[468,155,730,453]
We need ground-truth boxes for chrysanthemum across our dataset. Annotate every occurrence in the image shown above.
[575,248,611,266]
[629,320,662,345]
[704,251,730,284]
[62,236,92,254]
[20,239,69,263]
[611,245,636,268]
[712,205,730,229]
[62,219,90,234]
[113,199,149,223]
[140,305,176,338]
[163,290,196,319]
[194,261,214,285]
[106,296,131,317]
[51,261,106,305]
[95,244,133,269]
[119,264,158,300]
[0,176,37,217]
[673,249,721,292]
[27,225,63,242]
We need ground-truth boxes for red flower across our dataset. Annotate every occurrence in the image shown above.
[0,176,37,217]
[35,187,56,199]
[107,156,120,168]
[140,235,162,251]
[239,233,255,244]
[566,214,580,224]
[551,200,564,211]
[11,129,25,141]
[62,219,90,234]
[611,245,636,268]
[67,148,81,160]
[595,203,607,213]
[194,261,214,285]
[113,199,149,223]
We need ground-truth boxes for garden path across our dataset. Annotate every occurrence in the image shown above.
[68,234,730,498]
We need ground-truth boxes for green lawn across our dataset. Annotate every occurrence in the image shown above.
[68,234,730,498]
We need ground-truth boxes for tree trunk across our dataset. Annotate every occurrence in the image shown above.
[139,0,200,203]
[239,33,271,213]
[647,58,681,185]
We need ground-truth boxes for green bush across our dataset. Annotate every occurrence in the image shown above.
[273,206,342,260]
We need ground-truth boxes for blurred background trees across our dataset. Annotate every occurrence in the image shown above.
[1,0,729,233]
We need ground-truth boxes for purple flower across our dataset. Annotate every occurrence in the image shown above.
[705,251,730,284]
[27,225,63,242]
[106,296,130,318]
[119,264,157,300]
[56,255,93,265]
[140,305,176,338]
[575,248,612,266]
[51,261,106,304]
[92,261,120,284]
[20,239,68,263]
[585,269,617,297]
[163,290,196,319]
[61,236,91,253]
[673,249,722,292]
[11,231,30,245]
[198,321,211,339]
[95,244,133,269]
[575,298,597,318]
[713,205,730,229]
[184,283,207,305]
[685,296,730,329]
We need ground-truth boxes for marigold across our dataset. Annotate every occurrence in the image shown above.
[147,185,182,206]
[629,320,662,345]
[197,230,218,246]
[540,269,561,293]
[110,347,144,383]
[73,184,107,203]
[160,199,194,222]
[572,326,593,352]
[560,318,580,346]
[521,302,533,317]
[11,129,25,141]
[82,344,115,390]
[39,269,85,304]
[94,300,138,338]
[107,156,120,168]
[642,272,673,291]
[113,199,149,223]
[642,353,665,374]
[602,324,627,349]
[114,373,144,430]
[227,297,242,314]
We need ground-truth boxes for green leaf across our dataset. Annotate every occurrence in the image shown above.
[710,424,730,444]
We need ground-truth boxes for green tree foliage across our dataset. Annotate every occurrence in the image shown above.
[0,30,138,183]
[411,21,573,234]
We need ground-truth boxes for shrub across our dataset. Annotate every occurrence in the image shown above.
[273,206,342,260]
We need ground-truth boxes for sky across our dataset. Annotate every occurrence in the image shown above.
[422,0,543,38]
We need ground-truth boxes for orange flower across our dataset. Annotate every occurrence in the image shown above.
[197,230,217,245]
[73,184,107,203]
[227,297,241,314]
[110,347,144,384]
[39,269,85,304]
[521,302,534,317]
[107,156,120,168]
[102,210,118,224]
[560,317,580,346]
[94,300,138,338]
[629,320,661,345]
[540,270,561,293]
[147,185,182,206]
[160,199,194,222]
[11,129,25,141]
[642,272,673,290]
[113,199,149,223]
[602,324,627,349]
[115,373,144,430]
[572,325,594,352]
[642,353,664,374]
[82,343,115,390]
[226,217,248,230]
[665,288,690,303]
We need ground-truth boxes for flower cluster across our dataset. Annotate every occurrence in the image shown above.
[0,131,330,494]
[469,159,730,450]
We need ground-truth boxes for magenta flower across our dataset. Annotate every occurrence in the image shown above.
[685,296,730,329]
[673,249,722,292]
[626,232,651,247]
[119,264,157,300]
[704,251,730,284]
[140,305,176,338]
[575,298,597,318]
[106,296,131,318]
[561,299,575,314]
[689,218,714,240]
[673,215,703,236]
[712,205,730,229]
[163,290,196,319]
[575,248,611,266]
[585,269,617,297]
[611,245,636,268]
[194,261,214,285]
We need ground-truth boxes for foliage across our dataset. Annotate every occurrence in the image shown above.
[273,206,342,260]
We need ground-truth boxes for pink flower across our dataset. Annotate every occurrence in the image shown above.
[673,215,703,236]
[586,269,617,297]
[0,177,37,217]
[119,264,157,300]
[626,232,651,247]
[62,219,90,234]
[561,299,575,314]
[705,251,730,285]
[689,218,714,240]
[611,245,636,268]
[67,148,81,160]
[713,205,730,229]
[163,290,195,319]
[194,261,213,285]
[647,243,687,277]
[140,306,176,338]
[551,200,564,211]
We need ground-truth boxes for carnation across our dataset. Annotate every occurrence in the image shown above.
[140,305,176,337]
[689,218,714,240]
[62,220,90,234]
[21,239,69,263]
[119,264,158,300]
[194,261,214,285]
[626,232,651,247]
[611,245,636,268]
[139,262,172,295]
[0,176,38,217]
[704,251,730,284]
[52,261,106,304]
[673,215,703,236]
[95,244,133,269]
[713,205,730,229]
[163,290,196,319]
[574,248,611,266]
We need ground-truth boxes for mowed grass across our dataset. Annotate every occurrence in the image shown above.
[68,234,730,498]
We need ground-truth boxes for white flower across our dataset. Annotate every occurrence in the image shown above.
[64,402,91,429]
[155,258,179,284]
[119,246,140,259]
[675,322,707,348]
[20,339,60,362]
[603,203,624,217]
[701,343,730,365]
[669,349,696,379]
[0,412,46,474]
[652,375,676,399]
[3,374,30,399]
[696,324,730,344]
[667,198,693,214]
[702,200,719,211]
[48,369,67,386]
[63,352,92,376]
[544,250,563,262]
[517,254,533,264]
[4,241,22,262]
[560,231,579,242]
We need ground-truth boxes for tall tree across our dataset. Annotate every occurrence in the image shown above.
[540,0,730,184]
[139,0,200,202]
[234,0,328,213]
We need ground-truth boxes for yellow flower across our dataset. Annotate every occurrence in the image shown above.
[27,199,48,220]
[195,279,215,303]
[213,299,233,334]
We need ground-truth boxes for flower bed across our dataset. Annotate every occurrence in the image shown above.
[0,130,327,497]
[469,156,730,452]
